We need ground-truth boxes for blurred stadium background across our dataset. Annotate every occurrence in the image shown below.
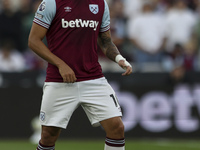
[1,0,200,149]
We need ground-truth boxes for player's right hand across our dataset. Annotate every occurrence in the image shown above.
[58,64,77,83]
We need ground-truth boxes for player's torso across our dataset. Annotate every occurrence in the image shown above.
[46,0,105,82]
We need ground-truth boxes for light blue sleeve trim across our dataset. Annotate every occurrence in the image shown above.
[100,0,110,32]
[33,0,56,29]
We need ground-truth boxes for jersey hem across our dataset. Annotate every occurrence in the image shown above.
[45,74,104,82]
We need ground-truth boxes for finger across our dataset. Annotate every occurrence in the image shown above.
[63,78,68,83]
[68,74,77,83]
[63,74,73,83]
[68,74,76,83]
[122,70,129,76]
[122,66,132,76]
[127,66,133,74]
[69,75,75,83]
[63,75,69,83]
[126,67,133,75]
[73,76,77,82]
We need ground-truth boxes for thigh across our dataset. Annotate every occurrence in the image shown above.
[40,82,80,129]
[80,78,122,127]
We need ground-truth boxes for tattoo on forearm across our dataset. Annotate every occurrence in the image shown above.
[99,32,120,61]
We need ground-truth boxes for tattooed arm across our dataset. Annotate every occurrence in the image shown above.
[98,30,120,61]
[98,30,132,75]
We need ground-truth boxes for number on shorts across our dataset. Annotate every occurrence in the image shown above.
[110,94,118,107]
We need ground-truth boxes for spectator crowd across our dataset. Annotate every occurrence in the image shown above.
[0,0,200,73]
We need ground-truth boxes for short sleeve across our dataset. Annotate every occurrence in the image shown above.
[33,0,56,29]
[100,0,110,32]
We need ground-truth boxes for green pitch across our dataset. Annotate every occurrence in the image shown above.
[0,139,200,150]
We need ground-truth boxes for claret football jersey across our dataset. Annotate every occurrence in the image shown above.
[33,0,110,82]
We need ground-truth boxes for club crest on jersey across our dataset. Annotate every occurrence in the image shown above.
[39,1,46,11]
[89,4,99,14]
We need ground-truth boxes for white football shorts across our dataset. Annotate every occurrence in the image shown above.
[39,77,122,129]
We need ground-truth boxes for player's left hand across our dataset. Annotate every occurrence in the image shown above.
[118,60,132,76]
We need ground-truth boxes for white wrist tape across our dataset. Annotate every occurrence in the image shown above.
[115,54,132,69]
[115,55,126,63]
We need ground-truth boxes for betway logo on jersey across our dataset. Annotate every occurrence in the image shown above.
[62,19,99,31]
